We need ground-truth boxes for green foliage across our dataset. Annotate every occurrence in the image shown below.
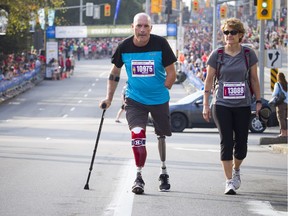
[0,0,65,35]
[0,0,64,54]
[0,0,145,54]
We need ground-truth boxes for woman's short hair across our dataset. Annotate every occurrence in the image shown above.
[221,18,245,42]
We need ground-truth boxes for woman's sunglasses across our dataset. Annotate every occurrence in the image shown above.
[223,30,239,35]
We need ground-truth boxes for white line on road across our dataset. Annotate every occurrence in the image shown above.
[100,72,107,78]
[103,159,135,216]
[247,200,287,216]
[175,147,220,153]
[70,107,75,111]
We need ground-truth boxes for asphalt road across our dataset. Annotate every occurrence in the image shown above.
[0,59,287,216]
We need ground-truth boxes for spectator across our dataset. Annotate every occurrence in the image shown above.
[271,72,288,137]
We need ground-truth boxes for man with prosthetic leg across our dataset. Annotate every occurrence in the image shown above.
[99,13,177,194]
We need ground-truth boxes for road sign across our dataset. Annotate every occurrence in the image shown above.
[266,49,282,68]
[93,5,100,19]
[86,3,93,17]
[270,68,278,91]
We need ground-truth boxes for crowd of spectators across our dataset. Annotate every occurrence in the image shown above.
[0,51,43,101]
[0,17,287,100]
[177,20,287,83]
[0,51,42,81]
[57,37,123,60]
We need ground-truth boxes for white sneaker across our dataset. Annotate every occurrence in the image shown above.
[232,169,241,190]
[225,179,236,195]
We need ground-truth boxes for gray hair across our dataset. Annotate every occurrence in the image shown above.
[133,13,152,25]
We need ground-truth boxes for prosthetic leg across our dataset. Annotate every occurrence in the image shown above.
[158,136,167,173]
[158,136,170,191]
[131,127,147,168]
[131,127,146,194]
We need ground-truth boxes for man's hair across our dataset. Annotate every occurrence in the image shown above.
[133,13,151,26]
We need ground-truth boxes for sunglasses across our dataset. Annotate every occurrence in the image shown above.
[223,30,239,35]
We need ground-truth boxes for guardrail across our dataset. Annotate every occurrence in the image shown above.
[179,70,204,94]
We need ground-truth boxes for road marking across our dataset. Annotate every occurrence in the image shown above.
[175,147,220,153]
[247,200,287,216]
[78,100,82,103]
[62,114,68,118]
[100,72,107,78]
[103,160,134,216]
[70,107,75,111]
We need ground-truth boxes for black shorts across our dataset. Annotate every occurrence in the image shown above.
[125,98,172,136]
[65,66,71,71]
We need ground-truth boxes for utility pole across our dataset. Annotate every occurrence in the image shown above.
[145,0,150,16]
[212,0,217,50]
[80,0,83,25]
[259,20,265,97]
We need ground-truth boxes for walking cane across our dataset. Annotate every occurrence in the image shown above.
[84,104,106,190]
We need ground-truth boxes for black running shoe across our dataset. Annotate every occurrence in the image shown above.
[132,175,145,194]
[159,174,170,191]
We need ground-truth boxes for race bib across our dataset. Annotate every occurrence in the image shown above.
[223,82,245,99]
[131,60,155,77]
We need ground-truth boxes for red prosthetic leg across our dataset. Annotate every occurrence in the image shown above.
[131,127,147,194]
[131,127,147,168]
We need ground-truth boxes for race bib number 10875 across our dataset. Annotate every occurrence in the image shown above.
[132,60,155,77]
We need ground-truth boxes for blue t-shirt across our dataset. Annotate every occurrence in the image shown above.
[112,34,177,105]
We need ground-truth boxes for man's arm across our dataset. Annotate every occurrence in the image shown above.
[164,63,176,89]
[99,64,121,109]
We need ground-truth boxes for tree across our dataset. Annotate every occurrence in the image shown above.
[0,0,64,35]
[0,0,145,54]
[0,0,65,54]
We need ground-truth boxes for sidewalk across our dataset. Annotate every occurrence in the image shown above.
[260,136,288,154]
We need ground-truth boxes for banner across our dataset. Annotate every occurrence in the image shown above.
[113,0,121,25]
[48,9,55,27]
[38,8,45,30]
[0,9,8,35]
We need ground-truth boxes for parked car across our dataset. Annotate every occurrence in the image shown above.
[148,91,278,133]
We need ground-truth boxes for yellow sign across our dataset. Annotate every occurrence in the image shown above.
[270,68,278,91]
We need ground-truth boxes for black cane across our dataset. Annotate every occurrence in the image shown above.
[84,104,106,190]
